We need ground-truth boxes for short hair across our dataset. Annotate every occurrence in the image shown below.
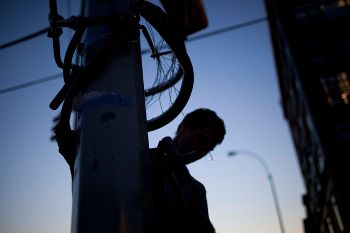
[177,108,226,144]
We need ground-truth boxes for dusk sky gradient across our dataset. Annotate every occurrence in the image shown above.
[0,1,306,233]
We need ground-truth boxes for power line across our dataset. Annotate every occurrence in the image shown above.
[141,17,267,54]
[0,27,50,50]
[0,17,267,95]
[0,15,267,51]
[0,73,62,95]
[187,17,267,42]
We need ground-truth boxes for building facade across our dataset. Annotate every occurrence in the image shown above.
[264,0,350,232]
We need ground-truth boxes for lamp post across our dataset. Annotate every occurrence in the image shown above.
[227,150,286,233]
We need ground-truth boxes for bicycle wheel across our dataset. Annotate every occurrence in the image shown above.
[139,1,194,131]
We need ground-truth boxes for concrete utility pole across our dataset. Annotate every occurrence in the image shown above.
[71,0,152,233]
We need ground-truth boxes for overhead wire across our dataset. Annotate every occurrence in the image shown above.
[0,0,74,51]
[188,17,267,42]
[0,16,267,96]
[0,27,50,50]
[0,73,62,95]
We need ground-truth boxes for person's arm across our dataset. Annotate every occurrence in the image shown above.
[53,122,78,176]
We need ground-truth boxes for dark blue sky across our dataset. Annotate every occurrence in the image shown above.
[0,1,305,233]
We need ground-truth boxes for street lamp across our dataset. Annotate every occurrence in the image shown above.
[227,150,286,233]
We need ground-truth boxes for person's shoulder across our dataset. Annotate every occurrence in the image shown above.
[190,177,207,192]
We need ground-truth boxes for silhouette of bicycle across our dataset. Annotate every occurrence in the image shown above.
[48,0,193,132]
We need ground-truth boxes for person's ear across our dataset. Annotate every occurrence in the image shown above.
[176,122,186,136]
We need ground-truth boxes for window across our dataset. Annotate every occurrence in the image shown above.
[320,72,350,107]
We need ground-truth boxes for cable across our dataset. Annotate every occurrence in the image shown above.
[0,27,50,50]
[0,17,267,95]
[0,73,62,95]
[187,17,267,42]
[141,16,267,53]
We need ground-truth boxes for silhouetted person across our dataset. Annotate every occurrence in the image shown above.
[150,108,225,233]
[53,108,225,233]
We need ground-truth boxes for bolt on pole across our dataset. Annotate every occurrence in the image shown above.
[70,0,153,233]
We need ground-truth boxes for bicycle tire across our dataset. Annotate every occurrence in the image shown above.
[139,1,194,131]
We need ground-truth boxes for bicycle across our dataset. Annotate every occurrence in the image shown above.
[48,0,194,132]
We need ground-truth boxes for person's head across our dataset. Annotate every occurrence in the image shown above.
[174,108,226,164]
